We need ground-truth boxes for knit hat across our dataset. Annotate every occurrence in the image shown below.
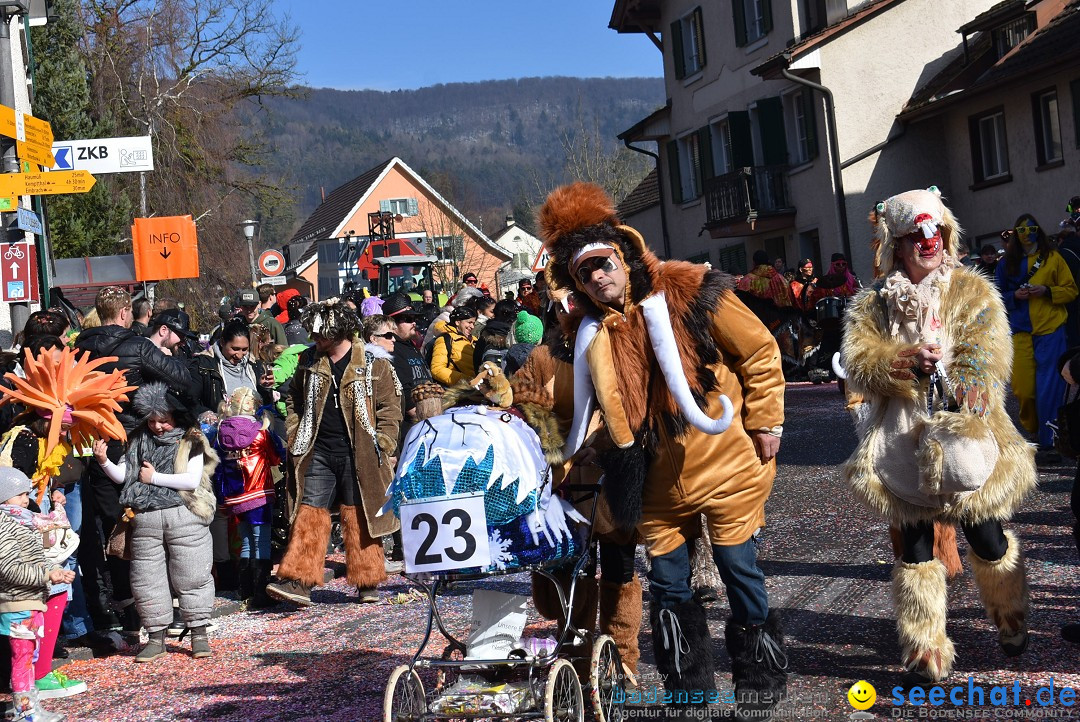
[514,310,543,344]
[0,466,31,504]
[275,288,300,324]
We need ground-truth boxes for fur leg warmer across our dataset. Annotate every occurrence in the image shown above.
[599,577,642,678]
[893,559,954,682]
[725,610,788,719]
[340,504,388,589]
[650,600,715,706]
[968,530,1030,656]
[276,504,332,588]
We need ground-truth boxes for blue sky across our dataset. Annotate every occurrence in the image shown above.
[274,0,662,90]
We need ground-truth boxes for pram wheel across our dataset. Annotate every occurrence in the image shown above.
[383,665,425,722]
[544,658,584,722]
[589,635,625,722]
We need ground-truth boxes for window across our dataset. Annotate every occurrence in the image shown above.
[992,14,1035,60]
[754,97,788,166]
[709,119,734,176]
[671,7,706,79]
[790,89,819,164]
[512,252,531,270]
[430,235,464,262]
[380,198,419,217]
[687,252,710,264]
[717,244,748,275]
[969,109,1010,184]
[1072,78,1080,150]
[666,132,704,204]
[1032,89,1063,166]
[732,0,772,47]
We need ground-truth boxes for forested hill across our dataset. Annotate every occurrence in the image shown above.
[249,76,665,230]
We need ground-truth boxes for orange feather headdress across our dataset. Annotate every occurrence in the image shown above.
[0,346,136,455]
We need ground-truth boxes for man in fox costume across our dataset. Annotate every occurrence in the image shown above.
[842,187,1036,687]
[538,182,788,718]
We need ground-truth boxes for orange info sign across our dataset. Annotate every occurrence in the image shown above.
[132,215,199,281]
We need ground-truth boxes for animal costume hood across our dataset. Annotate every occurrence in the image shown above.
[538,183,783,547]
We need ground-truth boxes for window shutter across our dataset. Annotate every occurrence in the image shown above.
[1071,78,1080,149]
[667,140,683,204]
[671,20,686,79]
[693,7,707,69]
[803,90,819,159]
[407,198,419,216]
[732,0,748,47]
[698,126,715,182]
[728,111,754,168]
[762,0,774,34]
[379,199,390,213]
[758,97,788,166]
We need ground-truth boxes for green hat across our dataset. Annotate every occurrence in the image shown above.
[514,310,543,345]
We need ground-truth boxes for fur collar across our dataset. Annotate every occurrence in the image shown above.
[364,342,393,360]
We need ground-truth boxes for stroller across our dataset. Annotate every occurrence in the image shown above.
[381,403,625,722]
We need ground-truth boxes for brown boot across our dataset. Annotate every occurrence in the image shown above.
[340,504,387,592]
[598,577,642,685]
[968,530,1030,657]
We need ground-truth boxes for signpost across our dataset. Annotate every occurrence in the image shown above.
[15,207,40,235]
[258,249,285,277]
[0,105,54,167]
[530,246,549,273]
[0,169,95,197]
[0,242,38,303]
[132,215,200,281]
[49,135,153,175]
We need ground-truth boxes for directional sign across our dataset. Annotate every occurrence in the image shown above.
[0,242,39,303]
[258,249,285,276]
[530,246,549,273]
[49,136,153,175]
[132,215,199,281]
[0,106,54,167]
[0,170,95,197]
[15,208,41,235]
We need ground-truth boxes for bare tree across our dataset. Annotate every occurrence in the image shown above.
[559,111,651,204]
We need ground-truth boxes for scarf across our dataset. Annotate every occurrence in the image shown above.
[213,343,256,397]
[119,426,185,513]
[880,259,954,344]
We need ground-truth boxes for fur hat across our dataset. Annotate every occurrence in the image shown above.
[301,297,359,339]
[869,186,962,278]
[133,381,187,420]
[538,182,660,318]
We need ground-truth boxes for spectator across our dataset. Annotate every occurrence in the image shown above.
[430,305,477,387]
[73,286,194,642]
[461,271,478,289]
[274,288,300,325]
[360,296,384,318]
[257,284,279,317]
[190,319,275,422]
[413,289,439,337]
[997,214,1078,457]
[473,299,516,373]
[518,278,541,317]
[265,300,401,607]
[235,288,286,347]
[145,309,197,358]
[504,310,543,377]
[975,244,1000,277]
[17,310,69,348]
[92,383,217,662]
[421,286,482,356]
[283,295,309,346]
[130,298,153,337]
[469,295,496,336]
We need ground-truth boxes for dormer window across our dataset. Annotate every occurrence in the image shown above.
[991,13,1035,59]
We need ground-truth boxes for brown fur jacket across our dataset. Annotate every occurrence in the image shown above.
[841,265,1036,526]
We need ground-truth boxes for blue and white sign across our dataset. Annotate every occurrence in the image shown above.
[15,208,41,235]
[48,136,153,175]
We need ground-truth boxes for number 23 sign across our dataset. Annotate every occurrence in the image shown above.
[400,493,491,574]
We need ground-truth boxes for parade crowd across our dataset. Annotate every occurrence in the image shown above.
[0,183,1076,720]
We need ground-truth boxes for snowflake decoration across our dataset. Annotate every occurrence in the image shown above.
[488,529,514,571]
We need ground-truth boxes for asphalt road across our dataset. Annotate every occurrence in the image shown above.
[48,382,1080,721]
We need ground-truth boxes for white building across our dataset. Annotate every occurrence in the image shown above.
[490,215,544,295]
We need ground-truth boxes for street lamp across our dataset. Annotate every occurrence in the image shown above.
[239,219,258,285]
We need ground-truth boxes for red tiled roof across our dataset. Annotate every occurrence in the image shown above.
[617,168,660,219]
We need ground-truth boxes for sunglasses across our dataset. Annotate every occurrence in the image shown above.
[395,314,417,324]
[1015,224,1039,239]
[372,332,395,340]
[464,279,478,285]
[520,286,533,291]
[576,257,619,285]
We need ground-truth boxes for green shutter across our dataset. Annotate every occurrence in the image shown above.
[732,0,747,47]
[803,91,819,159]
[671,20,686,79]
[729,111,754,168]
[968,115,985,182]
[757,97,788,166]
[698,126,715,181]
[693,7,707,69]
[692,136,703,198]
[762,0,773,34]
[1071,78,1080,149]
[667,140,683,204]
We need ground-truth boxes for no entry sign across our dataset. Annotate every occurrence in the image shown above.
[258,250,285,277]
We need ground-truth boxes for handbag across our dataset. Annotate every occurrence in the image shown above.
[105,510,134,561]
[1054,385,1080,458]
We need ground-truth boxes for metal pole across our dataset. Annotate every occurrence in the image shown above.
[21,12,49,308]
[246,234,256,285]
[0,9,27,335]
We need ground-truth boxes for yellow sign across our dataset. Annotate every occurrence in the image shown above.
[0,170,95,197]
[0,106,52,146]
[16,140,53,168]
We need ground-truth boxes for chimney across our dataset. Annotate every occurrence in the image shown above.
[505,213,515,227]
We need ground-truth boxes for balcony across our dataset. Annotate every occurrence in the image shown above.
[703,165,796,238]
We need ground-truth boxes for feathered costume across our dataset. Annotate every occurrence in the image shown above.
[0,346,134,503]
[538,182,787,714]
[842,187,1036,684]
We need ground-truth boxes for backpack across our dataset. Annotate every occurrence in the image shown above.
[478,345,508,372]
[424,333,454,370]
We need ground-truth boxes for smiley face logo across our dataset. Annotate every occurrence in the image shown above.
[847,680,876,710]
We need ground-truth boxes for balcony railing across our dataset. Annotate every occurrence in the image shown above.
[704,165,795,227]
